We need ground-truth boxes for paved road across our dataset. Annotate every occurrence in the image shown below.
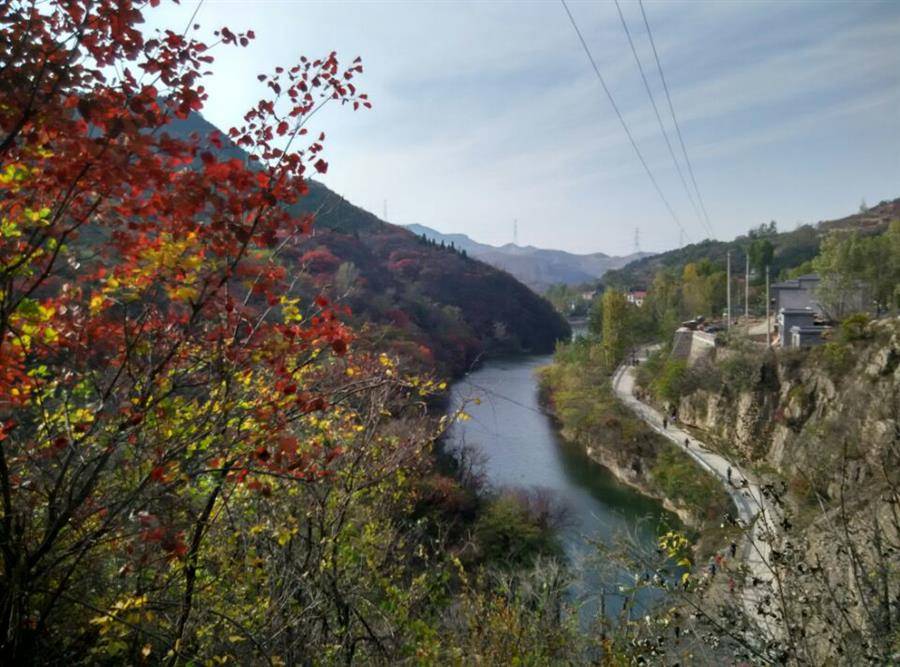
[612,349,780,632]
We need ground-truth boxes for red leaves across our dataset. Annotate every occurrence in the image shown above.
[301,249,339,273]
[0,0,374,616]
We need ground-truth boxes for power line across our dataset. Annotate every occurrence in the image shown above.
[638,0,714,238]
[559,0,690,244]
[612,0,709,239]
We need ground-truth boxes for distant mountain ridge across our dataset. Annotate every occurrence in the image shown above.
[405,224,650,292]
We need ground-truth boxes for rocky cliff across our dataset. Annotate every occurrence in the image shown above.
[671,318,900,660]
[676,319,899,497]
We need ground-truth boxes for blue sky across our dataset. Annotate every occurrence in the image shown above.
[144,1,900,255]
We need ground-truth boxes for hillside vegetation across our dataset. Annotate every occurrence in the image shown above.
[161,115,571,376]
[0,6,578,664]
[535,197,900,663]
[603,198,900,292]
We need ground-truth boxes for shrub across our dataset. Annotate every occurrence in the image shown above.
[720,352,760,392]
[685,358,723,393]
[635,347,667,392]
[475,493,562,568]
[838,313,872,343]
[650,446,727,518]
[820,341,854,377]
[652,358,689,403]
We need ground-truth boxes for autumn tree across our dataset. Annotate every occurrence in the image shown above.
[0,0,417,661]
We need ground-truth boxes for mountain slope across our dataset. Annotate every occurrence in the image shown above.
[602,198,900,291]
[406,223,649,291]
[166,115,570,376]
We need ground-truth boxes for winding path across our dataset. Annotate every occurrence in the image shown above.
[612,348,780,631]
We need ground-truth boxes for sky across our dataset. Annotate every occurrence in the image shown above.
[144,1,900,256]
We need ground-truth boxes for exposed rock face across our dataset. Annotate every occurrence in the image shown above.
[675,318,900,661]
[580,442,699,529]
[677,319,899,494]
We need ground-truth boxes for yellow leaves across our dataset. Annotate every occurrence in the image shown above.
[0,162,31,189]
[90,594,149,628]
[456,411,471,422]
[658,530,691,567]
[378,353,393,368]
[24,207,51,223]
[1,217,21,238]
[37,303,55,320]
[280,295,303,323]
[277,527,297,546]
[0,207,52,240]
[89,293,105,314]
[69,407,95,425]
[168,284,199,302]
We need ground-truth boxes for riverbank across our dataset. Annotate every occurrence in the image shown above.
[445,354,678,625]
[536,341,735,554]
[612,348,781,637]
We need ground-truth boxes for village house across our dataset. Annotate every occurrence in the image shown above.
[626,290,647,307]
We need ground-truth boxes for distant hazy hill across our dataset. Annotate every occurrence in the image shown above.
[161,114,570,376]
[406,224,650,292]
[602,198,900,291]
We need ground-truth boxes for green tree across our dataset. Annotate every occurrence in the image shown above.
[812,228,899,318]
[644,269,682,337]
[601,289,630,368]
[749,238,774,282]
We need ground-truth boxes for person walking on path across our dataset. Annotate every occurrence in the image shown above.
[684,437,690,449]
[727,466,733,485]
[663,416,668,429]
[730,542,738,558]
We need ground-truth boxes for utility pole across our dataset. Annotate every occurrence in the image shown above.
[745,252,750,319]
[513,219,518,245]
[726,250,732,329]
[765,265,771,347]
[679,229,684,247]
[634,227,640,253]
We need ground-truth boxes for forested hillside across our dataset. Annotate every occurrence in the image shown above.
[603,199,900,291]
[161,115,571,375]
